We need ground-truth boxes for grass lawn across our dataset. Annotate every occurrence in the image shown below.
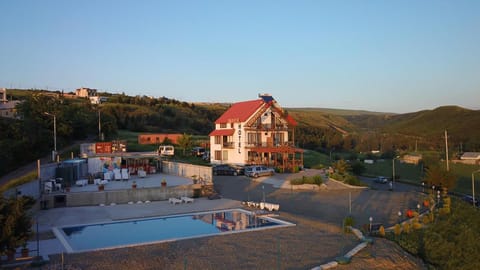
[363,159,480,195]
[303,150,331,169]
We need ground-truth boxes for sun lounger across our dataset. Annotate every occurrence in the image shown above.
[76,179,88,186]
[138,169,147,178]
[169,198,182,205]
[113,169,121,180]
[181,197,194,203]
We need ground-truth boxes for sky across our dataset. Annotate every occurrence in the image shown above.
[1,0,479,113]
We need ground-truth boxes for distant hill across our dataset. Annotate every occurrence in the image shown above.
[380,106,480,139]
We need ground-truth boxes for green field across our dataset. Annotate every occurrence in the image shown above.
[303,149,480,195]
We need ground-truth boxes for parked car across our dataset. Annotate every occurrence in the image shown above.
[213,164,244,176]
[158,145,174,156]
[191,147,206,157]
[374,176,388,184]
[202,151,210,161]
[245,166,275,178]
[462,195,479,206]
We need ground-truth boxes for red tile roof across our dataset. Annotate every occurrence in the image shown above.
[209,129,235,136]
[215,99,264,124]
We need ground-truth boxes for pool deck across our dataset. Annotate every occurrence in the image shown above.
[29,197,242,259]
[65,172,195,193]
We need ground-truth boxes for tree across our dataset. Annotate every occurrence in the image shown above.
[0,196,35,258]
[177,133,192,155]
[423,166,457,194]
[350,161,366,175]
[332,159,350,175]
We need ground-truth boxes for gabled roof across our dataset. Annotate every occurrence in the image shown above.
[215,99,264,124]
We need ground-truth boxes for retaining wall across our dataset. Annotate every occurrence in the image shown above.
[43,185,196,208]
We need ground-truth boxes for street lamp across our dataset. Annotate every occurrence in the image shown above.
[369,216,373,233]
[472,170,480,207]
[417,204,421,214]
[421,182,425,193]
[44,112,56,162]
[397,211,402,224]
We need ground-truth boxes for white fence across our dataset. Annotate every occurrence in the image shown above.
[161,161,212,184]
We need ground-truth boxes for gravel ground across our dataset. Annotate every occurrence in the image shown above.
[24,212,425,270]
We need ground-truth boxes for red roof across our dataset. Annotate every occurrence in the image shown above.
[286,114,297,126]
[209,129,235,136]
[215,99,264,124]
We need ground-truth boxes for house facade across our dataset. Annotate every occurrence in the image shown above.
[209,94,303,172]
[0,88,21,119]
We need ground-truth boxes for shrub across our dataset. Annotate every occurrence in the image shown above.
[290,178,304,185]
[378,225,385,237]
[412,221,422,230]
[344,175,364,186]
[343,215,355,232]
[422,215,430,225]
[394,224,402,236]
[403,222,411,234]
[289,175,323,186]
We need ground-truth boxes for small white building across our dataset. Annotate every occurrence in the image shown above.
[460,152,480,160]
[209,94,303,172]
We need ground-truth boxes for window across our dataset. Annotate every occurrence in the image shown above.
[222,150,228,161]
[214,150,222,160]
[220,123,227,128]
[247,133,260,145]
[215,136,221,144]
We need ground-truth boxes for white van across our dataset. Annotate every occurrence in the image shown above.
[158,145,174,156]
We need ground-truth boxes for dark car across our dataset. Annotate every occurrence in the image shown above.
[191,147,206,157]
[213,164,244,176]
[462,195,479,207]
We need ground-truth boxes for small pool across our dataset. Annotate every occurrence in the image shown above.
[53,209,295,253]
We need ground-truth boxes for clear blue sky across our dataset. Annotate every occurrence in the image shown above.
[1,0,479,113]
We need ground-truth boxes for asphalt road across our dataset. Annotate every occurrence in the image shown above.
[214,174,425,228]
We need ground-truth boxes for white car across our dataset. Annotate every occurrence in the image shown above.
[245,166,275,178]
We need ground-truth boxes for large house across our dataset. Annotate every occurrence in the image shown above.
[209,94,303,172]
[0,88,21,119]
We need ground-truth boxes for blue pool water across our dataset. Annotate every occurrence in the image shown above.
[54,209,294,252]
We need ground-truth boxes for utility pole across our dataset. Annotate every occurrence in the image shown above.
[445,130,449,171]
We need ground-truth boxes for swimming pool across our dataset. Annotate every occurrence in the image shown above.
[53,209,295,253]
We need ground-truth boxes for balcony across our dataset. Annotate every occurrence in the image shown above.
[222,142,235,148]
[245,141,295,148]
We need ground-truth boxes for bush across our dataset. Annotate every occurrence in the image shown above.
[394,224,402,236]
[344,175,364,186]
[343,215,355,232]
[422,215,430,225]
[412,221,422,230]
[403,222,411,234]
[289,175,323,186]
[394,199,480,269]
[379,225,386,237]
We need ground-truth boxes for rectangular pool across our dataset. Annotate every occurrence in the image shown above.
[53,209,295,253]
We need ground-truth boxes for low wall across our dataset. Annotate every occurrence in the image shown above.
[43,185,195,208]
[162,161,212,183]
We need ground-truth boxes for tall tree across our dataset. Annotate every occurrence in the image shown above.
[423,166,457,194]
[177,133,192,155]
